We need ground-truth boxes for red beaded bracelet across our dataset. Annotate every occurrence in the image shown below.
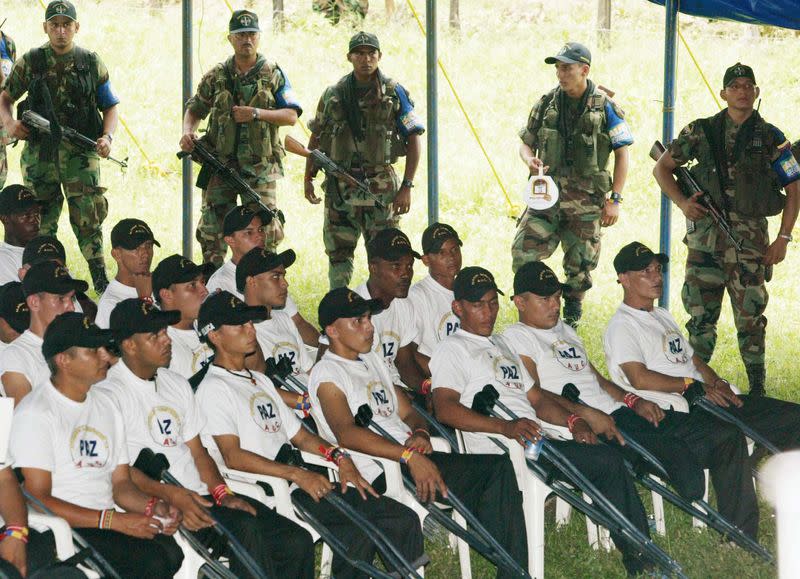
[420,378,432,396]
[211,484,234,506]
[144,496,158,517]
[623,392,641,409]
[566,414,584,433]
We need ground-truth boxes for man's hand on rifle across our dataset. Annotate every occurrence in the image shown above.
[6,119,29,141]
[678,192,708,221]
[392,185,411,215]
[179,132,198,153]
[96,135,112,159]
[304,178,321,204]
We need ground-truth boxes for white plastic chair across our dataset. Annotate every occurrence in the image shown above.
[27,511,100,579]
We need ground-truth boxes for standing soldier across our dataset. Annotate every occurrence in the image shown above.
[180,9,302,269]
[0,1,120,294]
[511,42,632,327]
[0,28,17,189]
[653,64,800,396]
[305,31,424,289]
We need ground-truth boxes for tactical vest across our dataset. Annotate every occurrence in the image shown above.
[536,87,612,179]
[205,57,284,163]
[22,45,102,139]
[317,74,406,168]
[689,110,785,217]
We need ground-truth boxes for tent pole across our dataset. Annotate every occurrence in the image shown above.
[426,0,438,225]
[659,0,679,307]
[182,0,193,259]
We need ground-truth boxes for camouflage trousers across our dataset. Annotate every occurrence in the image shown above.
[312,0,368,23]
[511,182,603,295]
[20,142,108,266]
[324,166,399,289]
[681,216,769,367]
[0,128,8,189]
[196,167,283,268]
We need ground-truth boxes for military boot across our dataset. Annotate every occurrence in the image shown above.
[745,363,766,397]
[563,296,583,329]
[88,258,109,295]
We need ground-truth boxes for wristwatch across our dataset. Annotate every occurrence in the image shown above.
[401,178,414,189]
[609,191,623,204]
[252,108,259,120]
[779,233,793,242]
[102,133,113,143]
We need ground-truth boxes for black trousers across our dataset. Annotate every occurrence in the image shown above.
[193,494,315,579]
[74,528,183,579]
[727,394,800,451]
[390,452,528,579]
[0,529,85,579]
[613,406,759,539]
[292,487,424,579]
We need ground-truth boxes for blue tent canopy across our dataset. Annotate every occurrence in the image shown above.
[648,0,800,30]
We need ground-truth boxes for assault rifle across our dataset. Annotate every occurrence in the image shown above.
[284,134,385,209]
[650,140,742,252]
[21,110,128,169]
[177,138,281,223]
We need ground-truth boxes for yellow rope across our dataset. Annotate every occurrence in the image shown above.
[678,29,723,110]
[404,0,520,218]
[222,0,235,11]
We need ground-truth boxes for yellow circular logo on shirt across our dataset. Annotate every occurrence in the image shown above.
[492,355,524,390]
[551,340,588,372]
[250,392,282,433]
[367,380,395,417]
[147,406,183,448]
[69,426,110,468]
[662,331,689,364]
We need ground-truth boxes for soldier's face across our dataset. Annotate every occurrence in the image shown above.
[251,266,289,309]
[369,255,413,299]
[30,290,76,326]
[211,321,258,357]
[619,260,663,302]
[228,31,259,59]
[43,16,78,51]
[63,346,112,385]
[2,206,42,246]
[226,217,267,259]
[126,328,172,370]
[115,241,155,276]
[721,79,759,112]
[162,274,208,321]
[555,63,589,95]
[452,290,499,337]
[513,290,561,330]
[422,238,462,282]
[348,47,381,78]
[329,313,374,355]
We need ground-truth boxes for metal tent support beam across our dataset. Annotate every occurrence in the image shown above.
[426,0,438,225]
[182,0,193,259]
[659,0,679,307]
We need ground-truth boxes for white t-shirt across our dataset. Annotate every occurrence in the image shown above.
[0,243,24,285]
[308,349,411,483]
[95,280,139,329]
[0,330,48,395]
[254,311,313,386]
[167,325,213,380]
[407,275,460,357]
[502,321,623,415]
[430,329,568,455]
[9,382,128,510]
[206,259,298,317]
[604,303,699,412]
[96,360,208,495]
[196,365,302,464]
[354,284,417,387]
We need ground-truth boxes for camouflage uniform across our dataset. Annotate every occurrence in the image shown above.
[186,55,301,268]
[312,0,369,24]
[511,83,633,306]
[0,32,17,189]
[308,73,424,289]
[3,42,118,282]
[669,111,800,385]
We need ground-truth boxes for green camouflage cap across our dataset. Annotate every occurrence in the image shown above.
[723,63,756,88]
[45,1,77,22]
[229,10,260,33]
[349,31,380,53]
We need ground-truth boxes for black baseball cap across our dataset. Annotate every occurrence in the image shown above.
[45,0,77,22]
[0,282,30,334]
[229,9,260,33]
[109,298,181,342]
[23,236,66,267]
[223,205,271,236]
[22,262,88,296]
[152,255,214,300]
[349,31,380,53]
[545,42,592,66]
[613,242,669,274]
[367,228,421,261]
[421,222,462,254]
[513,261,569,298]
[723,63,756,88]
[42,313,112,360]
[318,287,383,332]
[197,291,268,340]
[110,218,160,250]
[453,266,504,301]
[0,185,39,215]
[236,248,296,292]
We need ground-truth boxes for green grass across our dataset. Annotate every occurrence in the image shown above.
[3,0,798,576]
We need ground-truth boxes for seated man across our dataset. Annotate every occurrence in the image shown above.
[95,218,159,328]
[605,242,800,463]
[99,297,313,578]
[206,205,319,347]
[430,266,654,576]
[196,290,423,578]
[0,262,83,404]
[0,281,28,356]
[0,185,41,285]
[407,222,463,377]
[8,313,183,579]
[308,287,528,577]
[503,261,761,514]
